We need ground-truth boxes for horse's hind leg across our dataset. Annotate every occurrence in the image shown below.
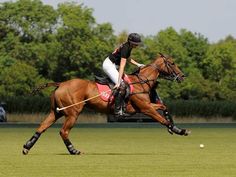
[22,111,58,155]
[60,114,80,155]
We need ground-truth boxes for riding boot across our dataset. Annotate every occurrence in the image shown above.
[114,93,130,117]
[114,93,123,116]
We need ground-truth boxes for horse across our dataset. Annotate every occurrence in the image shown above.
[22,53,190,155]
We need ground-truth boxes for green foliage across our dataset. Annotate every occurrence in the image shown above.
[0,0,59,80]
[166,100,236,119]
[0,58,50,97]
[3,96,50,113]
[180,29,209,68]
[202,42,236,81]
[53,2,115,80]
[0,0,235,101]
[154,27,190,68]
[0,0,57,42]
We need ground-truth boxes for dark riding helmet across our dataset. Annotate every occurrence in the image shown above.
[128,33,142,45]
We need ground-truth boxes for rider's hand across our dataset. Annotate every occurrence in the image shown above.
[137,63,145,68]
[113,83,120,89]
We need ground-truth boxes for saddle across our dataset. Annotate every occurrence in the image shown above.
[95,74,134,102]
[95,75,115,89]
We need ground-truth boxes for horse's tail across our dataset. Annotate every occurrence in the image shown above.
[31,82,60,95]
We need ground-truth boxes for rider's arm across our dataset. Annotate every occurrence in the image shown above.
[115,58,127,88]
[130,58,145,67]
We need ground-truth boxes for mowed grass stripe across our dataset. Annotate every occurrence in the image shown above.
[0,127,235,177]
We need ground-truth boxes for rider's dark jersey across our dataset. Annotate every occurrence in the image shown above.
[108,42,132,65]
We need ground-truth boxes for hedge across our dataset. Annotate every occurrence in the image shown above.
[165,100,236,119]
[1,97,236,120]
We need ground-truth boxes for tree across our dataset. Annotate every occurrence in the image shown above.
[0,0,59,79]
[53,2,115,81]
[0,58,49,97]
[115,30,128,45]
[202,41,236,82]
[154,27,189,68]
[0,0,57,42]
[179,29,209,69]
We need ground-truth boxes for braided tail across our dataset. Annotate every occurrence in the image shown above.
[31,82,60,95]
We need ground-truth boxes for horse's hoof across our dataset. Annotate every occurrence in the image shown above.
[75,151,81,155]
[167,128,174,135]
[70,149,81,155]
[184,129,191,136]
[22,148,29,155]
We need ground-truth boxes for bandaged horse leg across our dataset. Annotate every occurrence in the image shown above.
[151,103,174,124]
[23,132,41,155]
[60,115,80,155]
[23,111,57,155]
[151,103,184,135]
[140,103,171,125]
[168,124,190,136]
[165,112,190,136]
[140,102,190,136]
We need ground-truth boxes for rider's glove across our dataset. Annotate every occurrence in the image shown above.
[137,63,145,68]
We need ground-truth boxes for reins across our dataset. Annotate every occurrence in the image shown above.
[128,64,159,95]
[127,56,179,95]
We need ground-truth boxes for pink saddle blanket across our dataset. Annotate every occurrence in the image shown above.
[96,75,134,102]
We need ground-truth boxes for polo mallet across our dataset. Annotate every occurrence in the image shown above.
[56,89,113,112]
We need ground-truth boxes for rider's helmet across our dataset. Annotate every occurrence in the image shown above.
[128,33,142,45]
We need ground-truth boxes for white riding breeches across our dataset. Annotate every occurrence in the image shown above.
[102,57,120,84]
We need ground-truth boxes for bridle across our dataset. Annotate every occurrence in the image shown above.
[150,55,183,82]
[129,55,183,95]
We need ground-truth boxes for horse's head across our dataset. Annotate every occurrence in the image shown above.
[153,53,185,83]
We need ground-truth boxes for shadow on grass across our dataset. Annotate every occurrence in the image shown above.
[55,152,160,156]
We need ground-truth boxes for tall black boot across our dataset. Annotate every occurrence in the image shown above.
[114,93,130,117]
[114,93,123,116]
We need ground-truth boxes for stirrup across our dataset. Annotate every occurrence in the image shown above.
[114,110,131,118]
[121,112,131,117]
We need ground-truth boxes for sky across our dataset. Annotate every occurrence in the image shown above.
[1,0,236,43]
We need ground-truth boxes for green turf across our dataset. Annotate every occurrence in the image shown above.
[0,126,235,177]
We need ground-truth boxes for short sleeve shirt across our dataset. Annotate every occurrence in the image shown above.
[108,42,132,65]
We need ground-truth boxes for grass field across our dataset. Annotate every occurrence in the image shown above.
[0,124,236,177]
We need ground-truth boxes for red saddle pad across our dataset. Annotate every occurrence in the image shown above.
[96,75,134,102]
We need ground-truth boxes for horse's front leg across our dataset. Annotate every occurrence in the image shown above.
[151,103,174,133]
[150,103,167,110]
[60,114,81,155]
[140,103,170,125]
[126,102,136,114]
[141,103,190,136]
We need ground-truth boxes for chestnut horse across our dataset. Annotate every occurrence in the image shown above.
[22,54,190,155]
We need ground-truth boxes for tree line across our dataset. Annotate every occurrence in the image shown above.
[0,0,236,101]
